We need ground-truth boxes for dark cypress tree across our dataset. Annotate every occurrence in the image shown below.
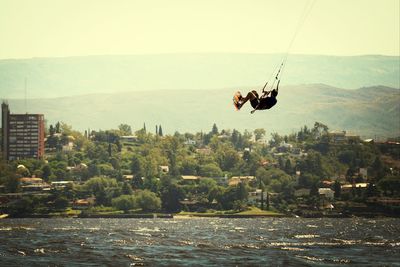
[108,143,112,157]
[333,180,341,199]
[259,180,265,210]
[285,159,292,174]
[237,182,248,201]
[211,123,218,135]
[49,125,55,136]
[55,121,61,133]
[159,125,163,136]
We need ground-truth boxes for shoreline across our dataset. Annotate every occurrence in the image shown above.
[3,212,398,219]
[4,213,284,219]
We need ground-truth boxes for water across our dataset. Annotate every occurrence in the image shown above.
[0,218,399,266]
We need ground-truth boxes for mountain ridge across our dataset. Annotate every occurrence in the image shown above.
[1,53,398,98]
[5,84,400,139]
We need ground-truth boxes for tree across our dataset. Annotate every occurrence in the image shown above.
[109,157,120,170]
[198,178,217,196]
[86,176,118,190]
[55,121,61,133]
[131,155,144,178]
[237,182,248,201]
[16,165,30,177]
[46,134,59,149]
[54,168,67,180]
[143,177,160,193]
[88,163,100,178]
[49,124,55,136]
[160,181,184,212]
[312,122,329,139]
[112,195,136,212]
[107,143,112,157]
[7,196,34,216]
[269,133,283,147]
[158,125,163,136]
[217,186,238,210]
[310,183,319,197]
[198,163,223,177]
[378,175,400,196]
[297,125,312,142]
[254,128,266,141]
[297,173,317,188]
[122,182,133,195]
[211,123,218,135]
[134,190,161,212]
[181,157,198,175]
[231,129,243,149]
[60,122,73,135]
[233,200,247,211]
[298,150,330,178]
[215,146,241,171]
[208,185,224,204]
[371,156,385,181]
[118,124,132,136]
[285,159,293,174]
[256,167,271,186]
[3,174,20,193]
[243,130,253,145]
[85,177,119,205]
[54,196,69,210]
[333,180,341,199]
[365,182,377,198]
[338,150,356,165]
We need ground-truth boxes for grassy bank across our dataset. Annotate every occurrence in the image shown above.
[6,207,285,219]
[177,207,285,218]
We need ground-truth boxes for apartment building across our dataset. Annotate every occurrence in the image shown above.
[1,102,45,160]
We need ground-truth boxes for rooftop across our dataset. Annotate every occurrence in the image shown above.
[181,175,199,180]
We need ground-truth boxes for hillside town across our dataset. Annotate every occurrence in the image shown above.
[0,102,399,218]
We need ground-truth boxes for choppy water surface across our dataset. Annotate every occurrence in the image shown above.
[0,217,399,266]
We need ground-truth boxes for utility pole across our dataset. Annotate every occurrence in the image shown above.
[24,77,27,113]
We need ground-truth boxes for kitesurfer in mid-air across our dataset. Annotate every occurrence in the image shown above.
[234,80,280,114]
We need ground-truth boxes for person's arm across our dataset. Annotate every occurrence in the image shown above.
[261,90,271,98]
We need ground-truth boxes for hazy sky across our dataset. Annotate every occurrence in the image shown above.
[0,0,399,59]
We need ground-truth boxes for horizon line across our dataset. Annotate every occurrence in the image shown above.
[0,52,399,61]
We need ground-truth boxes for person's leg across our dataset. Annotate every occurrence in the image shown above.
[239,91,258,106]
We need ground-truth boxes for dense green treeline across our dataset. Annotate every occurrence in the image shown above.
[0,121,399,216]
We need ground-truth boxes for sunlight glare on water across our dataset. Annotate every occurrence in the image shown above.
[0,217,399,266]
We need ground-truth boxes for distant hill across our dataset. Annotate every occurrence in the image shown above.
[0,54,399,98]
[5,84,400,139]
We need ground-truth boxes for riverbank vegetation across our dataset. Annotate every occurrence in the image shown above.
[0,121,399,218]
